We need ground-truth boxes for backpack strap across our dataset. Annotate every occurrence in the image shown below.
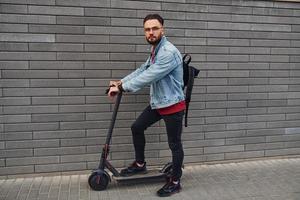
[184,66,200,127]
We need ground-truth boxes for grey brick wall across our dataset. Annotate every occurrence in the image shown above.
[1,0,300,176]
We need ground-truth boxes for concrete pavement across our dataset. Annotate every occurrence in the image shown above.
[0,157,299,200]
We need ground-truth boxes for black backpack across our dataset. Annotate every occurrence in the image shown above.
[182,54,200,127]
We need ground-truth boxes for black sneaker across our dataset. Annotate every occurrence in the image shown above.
[157,177,181,197]
[120,161,147,176]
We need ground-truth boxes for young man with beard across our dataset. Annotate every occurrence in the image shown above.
[108,14,185,197]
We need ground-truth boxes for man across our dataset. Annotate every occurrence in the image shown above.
[108,14,185,197]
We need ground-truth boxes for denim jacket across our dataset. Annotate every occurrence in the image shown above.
[121,36,184,109]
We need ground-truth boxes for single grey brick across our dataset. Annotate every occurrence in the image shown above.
[226,136,265,145]
[30,79,84,88]
[250,55,289,62]
[56,0,110,7]
[253,7,293,16]
[228,63,269,70]
[204,145,244,154]
[225,150,264,160]
[267,120,300,128]
[248,100,287,107]
[29,24,84,34]
[0,42,28,51]
[58,104,109,113]
[0,24,28,32]
[0,97,30,106]
[30,61,83,70]
[6,156,59,166]
[4,123,59,133]
[110,53,148,62]
[249,85,288,92]
[57,53,109,61]
[32,96,85,105]
[32,113,85,122]
[208,4,252,14]
[228,93,268,100]
[60,154,98,163]
[0,61,28,69]
[59,70,110,78]
[86,112,135,121]
[207,85,248,93]
[2,115,31,123]
[230,30,271,39]
[84,61,135,70]
[0,166,34,176]
[3,70,58,78]
[0,149,33,158]
[58,88,106,96]
[0,79,29,88]
[0,4,27,14]
[0,52,56,60]
[266,134,300,142]
[85,26,136,35]
[208,22,251,31]
[57,16,110,25]
[207,55,249,62]
[3,88,58,97]
[85,8,137,17]
[0,14,56,24]
[250,39,290,47]
[28,5,84,15]
[290,56,300,62]
[29,43,83,52]
[227,122,266,131]
[34,146,86,156]
[246,128,284,137]
[265,147,300,157]
[247,114,285,122]
[229,78,268,85]
[2,132,32,141]
[206,116,247,124]
[0,33,55,42]
[0,0,55,5]
[60,121,108,130]
[208,70,249,78]
[252,24,291,32]
[35,163,86,173]
[271,48,300,55]
[287,113,300,120]
[163,2,207,12]
[205,130,246,139]
[268,106,300,114]
[109,35,145,44]
[0,142,4,150]
[185,46,229,54]
[4,105,58,114]
[270,78,300,84]
[187,12,231,22]
[56,34,109,43]
[230,47,270,54]
[60,137,105,147]
[33,130,85,139]
[111,0,160,10]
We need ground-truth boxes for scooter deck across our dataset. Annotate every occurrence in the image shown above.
[113,169,165,181]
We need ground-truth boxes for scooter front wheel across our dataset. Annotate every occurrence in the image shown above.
[88,171,110,191]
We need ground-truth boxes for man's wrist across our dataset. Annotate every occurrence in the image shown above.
[118,83,125,92]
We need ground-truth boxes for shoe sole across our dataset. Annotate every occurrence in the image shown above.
[157,187,181,197]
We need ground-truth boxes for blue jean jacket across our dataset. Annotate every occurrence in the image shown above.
[121,36,185,109]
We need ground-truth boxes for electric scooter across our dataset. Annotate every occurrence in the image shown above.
[88,90,174,191]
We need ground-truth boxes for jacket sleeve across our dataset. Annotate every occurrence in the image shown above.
[122,51,178,92]
[121,59,149,84]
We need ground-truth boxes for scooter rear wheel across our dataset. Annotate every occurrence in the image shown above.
[88,172,109,191]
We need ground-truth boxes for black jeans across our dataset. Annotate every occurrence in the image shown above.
[131,105,184,180]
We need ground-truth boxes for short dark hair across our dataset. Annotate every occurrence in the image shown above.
[143,14,164,26]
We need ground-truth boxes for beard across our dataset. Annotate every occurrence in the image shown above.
[146,35,162,45]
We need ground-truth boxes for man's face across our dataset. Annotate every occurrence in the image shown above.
[144,19,164,46]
